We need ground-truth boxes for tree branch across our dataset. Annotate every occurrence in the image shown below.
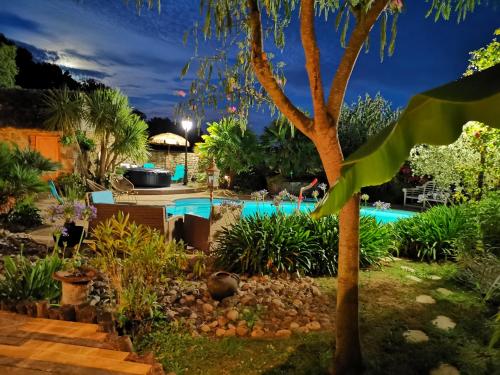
[247,0,313,136]
[300,0,328,126]
[326,0,390,122]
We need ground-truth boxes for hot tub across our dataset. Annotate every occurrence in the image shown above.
[124,167,172,188]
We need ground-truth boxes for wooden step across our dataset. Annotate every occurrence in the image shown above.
[0,344,152,374]
[21,339,130,361]
[20,321,108,341]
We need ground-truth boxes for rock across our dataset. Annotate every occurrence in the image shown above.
[179,298,186,305]
[184,295,196,304]
[236,325,249,336]
[416,295,436,304]
[271,298,285,308]
[218,316,228,327]
[209,320,219,328]
[432,316,456,331]
[275,329,292,338]
[224,327,236,337]
[406,275,423,282]
[286,309,298,317]
[226,309,239,321]
[428,275,442,281]
[189,312,198,320]
[215,328,226,337]
[207,272,240,301]
[311,286,321,296]
[403,330,429,343]
[436,288,453,296]
[292,299,303,308]
[240,295,256,305]
[306,321,321,331]
[200,324,211,333]
[202,303,214,314]
[251,329,265,338]
[429,363,460,375]
[400,265,416,273]
[296,326,309,334]
[290,322,300,331]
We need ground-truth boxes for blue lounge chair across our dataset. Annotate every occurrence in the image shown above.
[48,180,64,204]
[143,163,155,168]
[171,164,185,183]
[90,190,115,204]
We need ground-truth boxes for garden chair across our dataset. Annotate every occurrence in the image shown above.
[48,180,64,204]
[86,178,106,192]
[110,175,138,203]
[88,190,181,241]
[143,162,155,168]
[402,181,449,208]
[171,164,185,183]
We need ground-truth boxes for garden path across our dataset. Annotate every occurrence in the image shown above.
[0,311,153,374]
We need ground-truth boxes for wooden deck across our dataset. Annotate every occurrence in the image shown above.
[0,311,153,374]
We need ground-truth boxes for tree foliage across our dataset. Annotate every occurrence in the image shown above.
[338,93,400,157]
[0,44,18,88]
[44,88,150,181]
[195,117,260,186]
[261,117,321,179]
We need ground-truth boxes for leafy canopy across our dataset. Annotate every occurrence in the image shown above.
[0,44,18,88]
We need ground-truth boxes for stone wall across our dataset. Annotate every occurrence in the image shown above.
[150,150,199,179]
[0,126,77,176]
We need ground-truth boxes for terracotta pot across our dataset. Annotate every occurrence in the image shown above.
[53,268,97,305]
[207,271,239,300]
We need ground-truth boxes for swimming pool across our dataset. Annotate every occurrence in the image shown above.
[166,198,415,223]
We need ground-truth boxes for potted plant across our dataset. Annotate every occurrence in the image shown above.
[49,202,97,248]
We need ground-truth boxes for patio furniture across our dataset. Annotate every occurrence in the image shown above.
[88,191,181,241]
[171,164,185,183]
[86,178,106,192]
[402,181,449,207]
[143,163,155,168]
[110,175,138,203]
[48,180,64,204]
[124,167,171,188]
[183,205,242,252]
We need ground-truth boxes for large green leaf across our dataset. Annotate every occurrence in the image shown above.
[312,64,500,218]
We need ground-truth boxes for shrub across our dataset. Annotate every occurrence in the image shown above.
[2,197,43,231]
[0,253,64,302]
[475,191,500,254]
[214,212,392,276]
[89,212,186,322]
[56,173,87,200]
[393,205,470,261]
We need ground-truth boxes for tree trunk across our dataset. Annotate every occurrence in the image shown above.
[335,195,362,375]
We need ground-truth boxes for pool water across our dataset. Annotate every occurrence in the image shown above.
[166,198,415,223]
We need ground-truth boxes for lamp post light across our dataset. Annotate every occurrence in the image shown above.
[181,119,193,185]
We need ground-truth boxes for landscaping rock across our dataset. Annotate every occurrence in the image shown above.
[224,327,236,337]
[306,321,321,331]
[226,309,239,321]
[403,330,429,343]
[416,295,436,304]
[275,329,292,338]
[251,329,265,338]
[236,325,249,336]
[432,316,456,331]
[436,288,453,296]
[401,266,416,273]
[215,328,226,337]
[430,363,460,375]
[428,275,442,280]
[406,275,423,282]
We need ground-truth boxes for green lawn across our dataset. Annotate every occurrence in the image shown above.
[136,259,499,375]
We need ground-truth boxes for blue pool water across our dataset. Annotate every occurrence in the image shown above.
[166,198,415,223]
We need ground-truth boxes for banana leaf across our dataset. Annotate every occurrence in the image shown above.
[312,64,500,218]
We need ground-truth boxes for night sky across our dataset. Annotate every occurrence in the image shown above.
[0,0,498,131]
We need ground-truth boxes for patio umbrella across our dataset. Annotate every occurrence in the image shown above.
[149,132,190,147]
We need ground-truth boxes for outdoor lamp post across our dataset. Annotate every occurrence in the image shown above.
[181,119,193,185]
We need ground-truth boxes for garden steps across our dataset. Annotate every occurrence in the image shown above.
[0,311,153,374]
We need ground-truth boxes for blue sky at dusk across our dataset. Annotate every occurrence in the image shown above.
[0,0,498,131]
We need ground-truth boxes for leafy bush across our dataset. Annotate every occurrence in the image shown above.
[56,173,87,200]
[0,253,64,302]
[2,197,43,231]
[89,212,186,322]
[475,191,500,253]
[214,212,392,276]
[393,205,470,261]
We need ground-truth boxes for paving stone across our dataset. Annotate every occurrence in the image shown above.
[416,295,436,304]
[432,315,456,331]
[428,275,442,280]
[403,330,429,343]
[406,275,423,282]
[429,363,460,375]
[436,288,454,296]
[401,266,416,273]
